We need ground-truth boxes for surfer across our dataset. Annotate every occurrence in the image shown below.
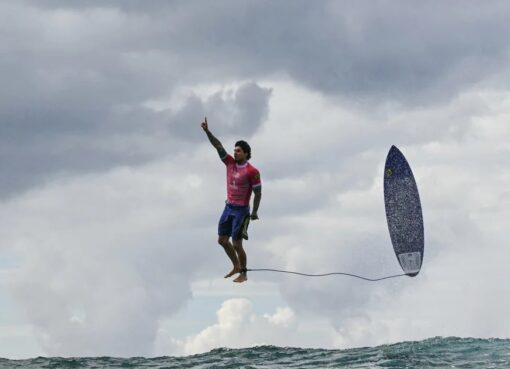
[201,117,262,283]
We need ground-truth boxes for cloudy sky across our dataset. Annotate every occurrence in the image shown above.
[1,0,510,359]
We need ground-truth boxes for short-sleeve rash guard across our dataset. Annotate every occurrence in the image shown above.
[222,154,261,206]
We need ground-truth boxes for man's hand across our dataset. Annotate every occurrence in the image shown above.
[201,117,208,131]
[250,212,259,220]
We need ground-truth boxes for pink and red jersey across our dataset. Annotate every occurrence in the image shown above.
[222,154,261,206]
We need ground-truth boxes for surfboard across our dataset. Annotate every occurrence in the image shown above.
[384,145,424,277]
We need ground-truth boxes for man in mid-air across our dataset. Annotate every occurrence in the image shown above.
[201,117,262,283]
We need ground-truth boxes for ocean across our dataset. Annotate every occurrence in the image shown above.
[1,337,509,368]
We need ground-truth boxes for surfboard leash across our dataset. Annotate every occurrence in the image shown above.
[244,268,408,282]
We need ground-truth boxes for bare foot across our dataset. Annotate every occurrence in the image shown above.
[233,273,248,283]
[224,267,241,278]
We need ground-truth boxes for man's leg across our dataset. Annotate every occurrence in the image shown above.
[218,235,240,278]
[232,239,247,283]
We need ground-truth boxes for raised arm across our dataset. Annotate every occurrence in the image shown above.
[201,117,227,159]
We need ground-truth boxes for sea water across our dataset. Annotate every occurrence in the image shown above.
[1,337,509,368]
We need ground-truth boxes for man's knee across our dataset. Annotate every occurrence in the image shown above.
[218,235,229,246]
[232,239,243,251]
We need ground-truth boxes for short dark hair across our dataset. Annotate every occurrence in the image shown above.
[235,140,251,160]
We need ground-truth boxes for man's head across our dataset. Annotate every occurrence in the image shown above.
[234,140,251,162]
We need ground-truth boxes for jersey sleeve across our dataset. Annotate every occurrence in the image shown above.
[222,154,235,165]
[250,168,262,188]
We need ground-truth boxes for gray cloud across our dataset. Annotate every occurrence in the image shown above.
[3,0,510,198]
[22,0,510,103]
[168,82,271,142]
[0,81,270,198]
[1,1,272,197]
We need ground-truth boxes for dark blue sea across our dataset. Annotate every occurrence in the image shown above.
[1,337,509,368]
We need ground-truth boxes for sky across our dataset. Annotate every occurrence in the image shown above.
[1,0,510,359]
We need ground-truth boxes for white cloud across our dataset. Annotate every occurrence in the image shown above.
[250,82,510,347]
[191,278,280,298]
[164,298,336,356]
[0,154,228,356]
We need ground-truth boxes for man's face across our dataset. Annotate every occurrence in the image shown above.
[234,146,247,162]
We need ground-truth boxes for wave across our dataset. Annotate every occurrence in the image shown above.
[1,336,509,368]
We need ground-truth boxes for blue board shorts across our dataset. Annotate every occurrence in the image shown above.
[218,202,250,241]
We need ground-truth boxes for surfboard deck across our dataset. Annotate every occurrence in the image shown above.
[384,146,424,277]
